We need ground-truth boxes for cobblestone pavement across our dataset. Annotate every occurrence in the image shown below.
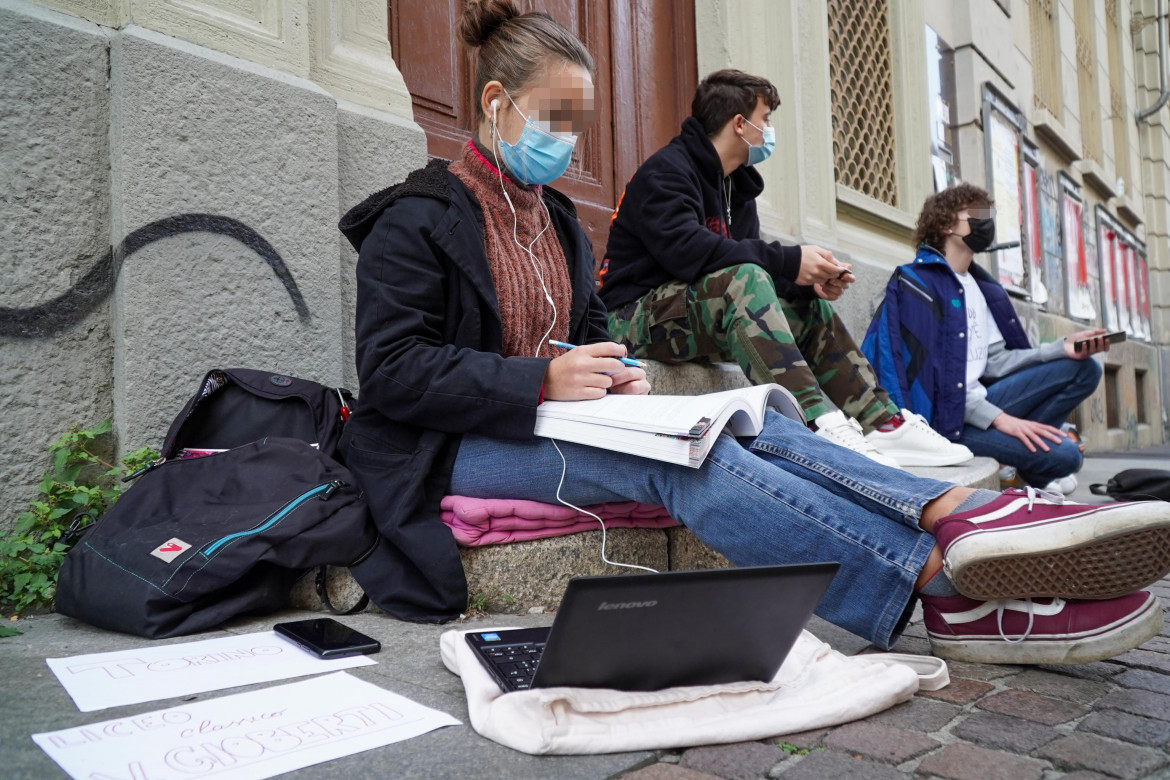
[5,453,1170,779]
[615,578,1170,780]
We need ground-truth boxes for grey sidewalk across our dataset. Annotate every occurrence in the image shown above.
[4,449,1170,779]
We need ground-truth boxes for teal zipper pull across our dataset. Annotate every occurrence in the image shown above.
[320,480,345,500]
[122,457,166,483]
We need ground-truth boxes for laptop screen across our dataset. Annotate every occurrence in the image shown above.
[468,562,838,692]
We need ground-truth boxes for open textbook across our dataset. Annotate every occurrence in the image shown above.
[534,383,803,467]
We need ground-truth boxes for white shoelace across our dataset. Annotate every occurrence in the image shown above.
[995,598,1037,644]
[820,416,882,455]
[902,411,953,445]
[1023,485,1066,511]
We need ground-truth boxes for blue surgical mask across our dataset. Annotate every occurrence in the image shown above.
[495,91,577,186]
[742,118,775,166]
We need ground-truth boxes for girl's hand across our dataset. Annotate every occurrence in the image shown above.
[608,365,651,395]
[543,341,629,400]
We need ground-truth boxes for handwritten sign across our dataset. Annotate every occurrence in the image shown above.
[33,672,460,780]
[47,631,377,712]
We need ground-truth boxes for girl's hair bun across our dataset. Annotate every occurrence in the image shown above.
[458,0,522,48]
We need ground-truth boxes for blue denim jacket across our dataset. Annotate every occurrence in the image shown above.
[861,246,1030,441]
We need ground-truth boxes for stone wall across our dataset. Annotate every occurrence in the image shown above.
[0,0,426,531]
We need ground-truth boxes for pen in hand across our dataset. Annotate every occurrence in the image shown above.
[549,340,646,368]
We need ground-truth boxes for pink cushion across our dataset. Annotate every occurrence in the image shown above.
[440,496,678,547]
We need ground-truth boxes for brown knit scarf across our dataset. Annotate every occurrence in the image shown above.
[450,140,571,358]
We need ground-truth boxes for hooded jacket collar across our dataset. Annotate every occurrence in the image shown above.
[338,158,579,254]
[338,159,587,326]
[913,244,997,285]
[677,117,765,203]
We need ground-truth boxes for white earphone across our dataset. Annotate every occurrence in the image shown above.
[483,88,655,576]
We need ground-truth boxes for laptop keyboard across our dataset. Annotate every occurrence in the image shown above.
[483,640,546,691]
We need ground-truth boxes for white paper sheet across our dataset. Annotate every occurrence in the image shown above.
[47,631,378,712]
[33,672,460,780]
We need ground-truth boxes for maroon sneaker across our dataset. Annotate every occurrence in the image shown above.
[934,488,1170,600]
[922,590,1162,665]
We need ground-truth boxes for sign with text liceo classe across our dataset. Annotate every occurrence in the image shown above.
[33,672,460,780]
[46,631,377,712]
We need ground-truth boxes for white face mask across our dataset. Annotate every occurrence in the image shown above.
[741,118,775,166]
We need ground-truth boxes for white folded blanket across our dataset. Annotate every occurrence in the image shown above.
[440,627,947,755]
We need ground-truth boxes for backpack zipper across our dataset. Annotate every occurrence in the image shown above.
[122,456,167,482]
[202,479,345,556]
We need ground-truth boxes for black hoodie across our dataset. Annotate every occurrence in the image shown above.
[599,117,807,309]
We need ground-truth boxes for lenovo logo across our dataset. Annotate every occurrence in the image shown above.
[597,600,658,611]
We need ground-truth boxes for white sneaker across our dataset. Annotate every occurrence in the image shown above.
[864,410,974,467]
[1043,475,1078,495]
[814,411,900,468]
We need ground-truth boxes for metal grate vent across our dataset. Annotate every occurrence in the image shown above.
[1029,0,1063,116]
[827,0,898,207]
[1075,0,1102,164]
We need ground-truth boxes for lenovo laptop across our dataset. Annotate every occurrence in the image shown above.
[466,562,839,693]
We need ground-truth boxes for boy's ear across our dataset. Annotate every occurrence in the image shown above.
[723,114,743,138]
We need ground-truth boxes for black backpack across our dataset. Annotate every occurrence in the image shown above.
[1090,469,1170,502]
[159,368,354,461]
[55,369,379,638]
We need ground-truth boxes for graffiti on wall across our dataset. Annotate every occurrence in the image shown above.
[0,214,309,339]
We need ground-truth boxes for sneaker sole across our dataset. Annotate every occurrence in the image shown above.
[944,502,1170,600]
[928,594,1163,665]
[873,449,973,467]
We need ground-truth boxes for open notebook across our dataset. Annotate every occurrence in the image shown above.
[534,383,802,467]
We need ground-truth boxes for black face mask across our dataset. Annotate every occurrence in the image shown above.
[962,217,996,253]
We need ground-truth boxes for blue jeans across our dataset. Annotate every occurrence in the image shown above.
[450,410,950,649]
[959,358,1101,487]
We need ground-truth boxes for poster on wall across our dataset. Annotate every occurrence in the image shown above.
[1098,222,1119,331]
[1038,169,1065,315]
[1023,162,1049,304]
[1125,243,1140,336]
[1081,207,1099,321]
[1061,180,1096,321]
[1138,254,1151,340]
[989,110,1026,290]
[1114,236,1131,333]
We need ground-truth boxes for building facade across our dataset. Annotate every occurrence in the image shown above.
[1,0,1168,530]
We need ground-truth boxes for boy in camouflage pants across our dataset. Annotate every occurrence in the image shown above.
[599,69,972,468]
[606,264,895,430]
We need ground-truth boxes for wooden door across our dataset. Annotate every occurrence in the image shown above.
[389,0,695,265]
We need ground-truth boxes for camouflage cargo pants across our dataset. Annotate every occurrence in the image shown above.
[607,263,899,431]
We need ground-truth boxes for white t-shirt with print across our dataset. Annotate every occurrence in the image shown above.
[958,271,1003,385]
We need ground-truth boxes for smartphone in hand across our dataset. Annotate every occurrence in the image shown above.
[274,618,381,659]
[1073,330,1126,353]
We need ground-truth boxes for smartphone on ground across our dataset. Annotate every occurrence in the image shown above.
[274,618,381,659]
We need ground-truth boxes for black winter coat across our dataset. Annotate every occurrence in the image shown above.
[599,117,808,310]
[337,159,609,622]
